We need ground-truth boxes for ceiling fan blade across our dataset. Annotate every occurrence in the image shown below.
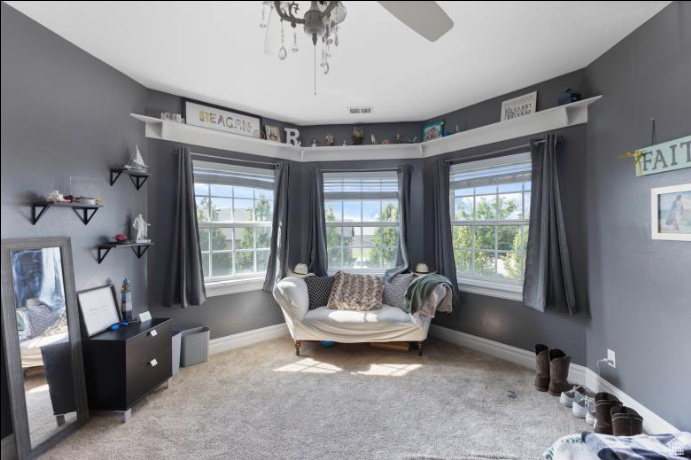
[377,1,453,42]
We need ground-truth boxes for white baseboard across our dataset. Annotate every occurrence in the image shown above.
[209,323,289,355]
[1,435,16,460]
[429,324,679,435]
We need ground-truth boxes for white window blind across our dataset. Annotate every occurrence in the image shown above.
[323,171,399,272]
[193,161,274,282]
[450,153,531,289]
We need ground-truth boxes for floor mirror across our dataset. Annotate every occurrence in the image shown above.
[1,237,88,459]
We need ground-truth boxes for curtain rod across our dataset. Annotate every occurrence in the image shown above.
[441,136,560,166]
[318,166,404,173]
[191,152,279,168]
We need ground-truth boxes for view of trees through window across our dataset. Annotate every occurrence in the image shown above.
[450,158,531,283]
[323,173,400,272]
[195,177,273,281]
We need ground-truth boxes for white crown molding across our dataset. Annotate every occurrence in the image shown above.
[428,324,680,435]
[208,323,289,355]
[133,96,601,163]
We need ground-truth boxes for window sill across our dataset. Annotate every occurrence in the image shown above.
[205,277,265,297]
[457,277,523,302]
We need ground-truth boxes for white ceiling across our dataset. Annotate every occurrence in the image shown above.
[7,1,669,125]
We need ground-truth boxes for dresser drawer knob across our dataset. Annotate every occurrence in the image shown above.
[148,359,158,367]
[148,329,158,337]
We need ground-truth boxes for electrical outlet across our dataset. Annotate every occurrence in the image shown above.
[607,349,616,368]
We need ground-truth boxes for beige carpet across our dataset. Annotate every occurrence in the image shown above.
[42,337,588,459]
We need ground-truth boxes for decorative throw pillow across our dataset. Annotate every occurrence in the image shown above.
[328,271,384,311]
[303,276,334,310]
[383,273,414,309]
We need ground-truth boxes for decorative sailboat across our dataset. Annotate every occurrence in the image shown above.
[124,145,148,172]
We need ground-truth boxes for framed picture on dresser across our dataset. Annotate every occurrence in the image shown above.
[77,285,121,337]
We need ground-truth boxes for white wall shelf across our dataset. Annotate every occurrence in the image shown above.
[132,96,600,162]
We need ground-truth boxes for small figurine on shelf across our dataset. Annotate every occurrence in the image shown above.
[393,133,404,144]
[124,145,148,172]
[114,234,129,244]
[342,140,348,146]
[46,190,68,203]
[370,134,377,145]
[352,126,365,145]
[325,133,335,146]
[381,139,390,145]
[132,214,151,243]
[311,138,320,147]
[121,278,133,321]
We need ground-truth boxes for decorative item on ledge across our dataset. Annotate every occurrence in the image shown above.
[97,242,153,264]
[31,201,103,225]
[109,167,150,190]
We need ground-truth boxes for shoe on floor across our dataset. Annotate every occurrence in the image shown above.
[586,407,597,427]
[594,392,621,434]
[548,349,572,396]
[560,385,586,407]
[573,394,595,419]
[611,405,643,436]
[534,344,550,392]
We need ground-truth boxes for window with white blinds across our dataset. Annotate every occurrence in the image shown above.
[323,171,399,272]
[193,161,274,282]
[450,153,532,291]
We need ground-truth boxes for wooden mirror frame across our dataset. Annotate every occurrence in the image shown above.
[1,237,89,459]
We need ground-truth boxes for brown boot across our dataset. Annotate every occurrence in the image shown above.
[611,405,643,436]
[547,349,571,396]
[534,344,550,392]
[594,392,621,434]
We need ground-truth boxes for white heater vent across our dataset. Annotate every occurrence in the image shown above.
[349,106,373,115]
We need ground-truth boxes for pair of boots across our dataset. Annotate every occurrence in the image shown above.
[594,392,643,436]
[534,344,572,396]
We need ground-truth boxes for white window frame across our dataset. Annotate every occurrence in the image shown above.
[323,171,400,275]
[450,153,531,301]
[193,160,274,295]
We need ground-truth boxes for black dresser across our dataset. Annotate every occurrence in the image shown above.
[83,318,172,422]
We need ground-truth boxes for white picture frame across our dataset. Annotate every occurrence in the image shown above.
[500,91,537,122]
[650,184,691,241]
[185,101,261,138]
[77,285,122,337]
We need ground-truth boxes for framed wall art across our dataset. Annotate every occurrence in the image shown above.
[651,184,691,241]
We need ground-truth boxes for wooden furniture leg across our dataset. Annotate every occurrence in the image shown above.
[294,340,301,356]
[417,341,424,356]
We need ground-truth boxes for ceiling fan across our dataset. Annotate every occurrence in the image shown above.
[260,1,453,89]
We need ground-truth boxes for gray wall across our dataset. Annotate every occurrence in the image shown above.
[583,1,691,430]
[1,2,149,439]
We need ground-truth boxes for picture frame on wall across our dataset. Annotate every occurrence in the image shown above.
[264,125,281,142]
[500,91,537,121]
[650,184,691,241]
[77,285,122,337]
[422,120,444,142]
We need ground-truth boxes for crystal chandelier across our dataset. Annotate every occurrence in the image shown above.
[260,1,347,92]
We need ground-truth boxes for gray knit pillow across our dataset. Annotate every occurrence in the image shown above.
[303,276,334,310]
[383,273,414,309]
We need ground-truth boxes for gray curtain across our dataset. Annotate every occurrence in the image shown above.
[385,165,412,280]
[432,158,461,308]
[308,167,328,276]
[164,147,207,308]
[523,134,576,314]
[263,162,290,291]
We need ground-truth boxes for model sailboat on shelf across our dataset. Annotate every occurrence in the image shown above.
[124,145,148,172]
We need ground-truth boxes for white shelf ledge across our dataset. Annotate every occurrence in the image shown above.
[132,96,600,162]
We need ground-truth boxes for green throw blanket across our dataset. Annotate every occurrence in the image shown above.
[403,274,457,315]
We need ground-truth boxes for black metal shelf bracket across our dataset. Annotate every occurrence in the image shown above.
[31,203,51,225]
[109,169,124,186]
[73,207,99,226]
[128,174,149,190]
[131,245,150,259]
[97,247,113,264]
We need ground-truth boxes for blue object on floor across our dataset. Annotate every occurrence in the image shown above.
[320,341,335,347]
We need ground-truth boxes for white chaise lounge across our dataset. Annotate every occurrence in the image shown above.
[273,276,451,356]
